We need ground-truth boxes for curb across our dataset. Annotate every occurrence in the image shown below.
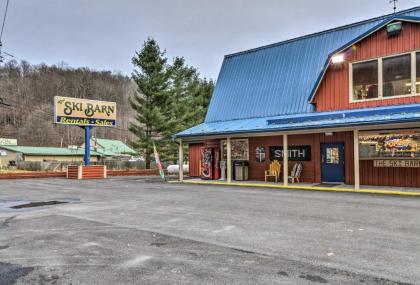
[167,180,420,197]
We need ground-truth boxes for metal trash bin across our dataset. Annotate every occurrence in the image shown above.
[234,161,249,181]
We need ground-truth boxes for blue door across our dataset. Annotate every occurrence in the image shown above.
[321,143,345,183]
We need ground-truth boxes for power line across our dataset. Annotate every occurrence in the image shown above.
[0,0,10,42]
[3,50,23,61]
[0,0,10,62]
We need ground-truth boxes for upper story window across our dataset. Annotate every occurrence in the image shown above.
[351,51,420,102]
[352,60,378,100]
[416,53,420,94]
[383,54,411,97]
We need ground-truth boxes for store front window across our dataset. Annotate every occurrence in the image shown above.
[221,139,249,161]
[359,130,420,159]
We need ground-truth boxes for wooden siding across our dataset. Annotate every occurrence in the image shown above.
[248,132,354,184]
[188,143,203,177]
[314,22,420,111]
[360,160,420,187]
[67,165,80,179]
[67,165,106,179]
[82,165,106,179]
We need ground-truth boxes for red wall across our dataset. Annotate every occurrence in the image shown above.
[314,22,420,111]
[360,160,420,187]
[248,132,354,184]
[188,143,203,177]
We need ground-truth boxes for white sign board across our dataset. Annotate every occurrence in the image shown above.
[0,138,17,146]
[0,150,7,156]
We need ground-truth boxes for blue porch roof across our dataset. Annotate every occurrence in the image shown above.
[204,6,420,123]
[176,104,420,138]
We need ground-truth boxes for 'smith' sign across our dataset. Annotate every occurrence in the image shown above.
[269,146,311,161]
[54,96,116,127]
[374,159,420,168]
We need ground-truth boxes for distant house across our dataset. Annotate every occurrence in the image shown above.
[84,138,137,158]
[0,146,102,167]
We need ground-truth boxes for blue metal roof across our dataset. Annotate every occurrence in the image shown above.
[176,104,420,138]
[204,6,420,123]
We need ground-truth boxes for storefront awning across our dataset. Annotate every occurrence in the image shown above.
[175,104,420,139]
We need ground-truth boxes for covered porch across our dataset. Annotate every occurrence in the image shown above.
[175,104,420,190]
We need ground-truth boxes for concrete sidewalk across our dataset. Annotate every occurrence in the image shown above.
[171,178,420,197]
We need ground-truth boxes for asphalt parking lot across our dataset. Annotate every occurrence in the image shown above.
[0,177,419,284]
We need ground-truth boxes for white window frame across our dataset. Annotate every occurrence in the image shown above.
[349,50,420,103]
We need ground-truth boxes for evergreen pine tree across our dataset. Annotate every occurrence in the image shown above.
[162,57,214,163]
[129,38,171,168]
[190,77,214,125]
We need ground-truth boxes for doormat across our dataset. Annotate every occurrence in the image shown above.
[315,183,342,188]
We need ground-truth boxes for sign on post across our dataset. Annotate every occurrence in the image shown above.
[54,96,117,127]
[0,138,17,146]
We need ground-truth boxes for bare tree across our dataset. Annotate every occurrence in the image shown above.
[0,60,136,146]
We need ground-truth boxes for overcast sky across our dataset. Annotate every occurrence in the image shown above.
[2,0,420,79]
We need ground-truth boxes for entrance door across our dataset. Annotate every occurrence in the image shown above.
[321,143,345,183]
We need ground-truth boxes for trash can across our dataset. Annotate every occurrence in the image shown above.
[234,161,249,181]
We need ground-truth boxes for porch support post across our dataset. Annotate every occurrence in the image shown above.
[226,137,232,183]
[354,130,360,190]
[178,139,184,182]
[283,134,288,186]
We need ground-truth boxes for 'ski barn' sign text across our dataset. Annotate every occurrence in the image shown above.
[54,96,116,127]
[373,159,420,168]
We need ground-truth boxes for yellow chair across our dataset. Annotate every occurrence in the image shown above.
[265,160,281,182]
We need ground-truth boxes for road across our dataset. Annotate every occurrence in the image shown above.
[0,177,419,284]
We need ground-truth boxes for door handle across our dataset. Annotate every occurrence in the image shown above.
[321,155,325,163]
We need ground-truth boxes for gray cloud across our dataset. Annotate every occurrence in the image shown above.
[2,0,419,79]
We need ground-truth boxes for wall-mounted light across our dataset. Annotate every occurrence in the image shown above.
[387,21,402,37]
[325,132,333,136]
[331,54,345,64]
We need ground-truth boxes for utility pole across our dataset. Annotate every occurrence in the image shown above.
[0,98,10,137]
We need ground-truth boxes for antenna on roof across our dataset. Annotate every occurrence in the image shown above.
[389,0,398,13]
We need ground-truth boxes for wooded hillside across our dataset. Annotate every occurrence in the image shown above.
[0,60,136,147]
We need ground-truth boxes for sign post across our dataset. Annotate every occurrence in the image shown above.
[84,126,92,165]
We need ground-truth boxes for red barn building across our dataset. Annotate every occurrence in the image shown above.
[176,7,420,189]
